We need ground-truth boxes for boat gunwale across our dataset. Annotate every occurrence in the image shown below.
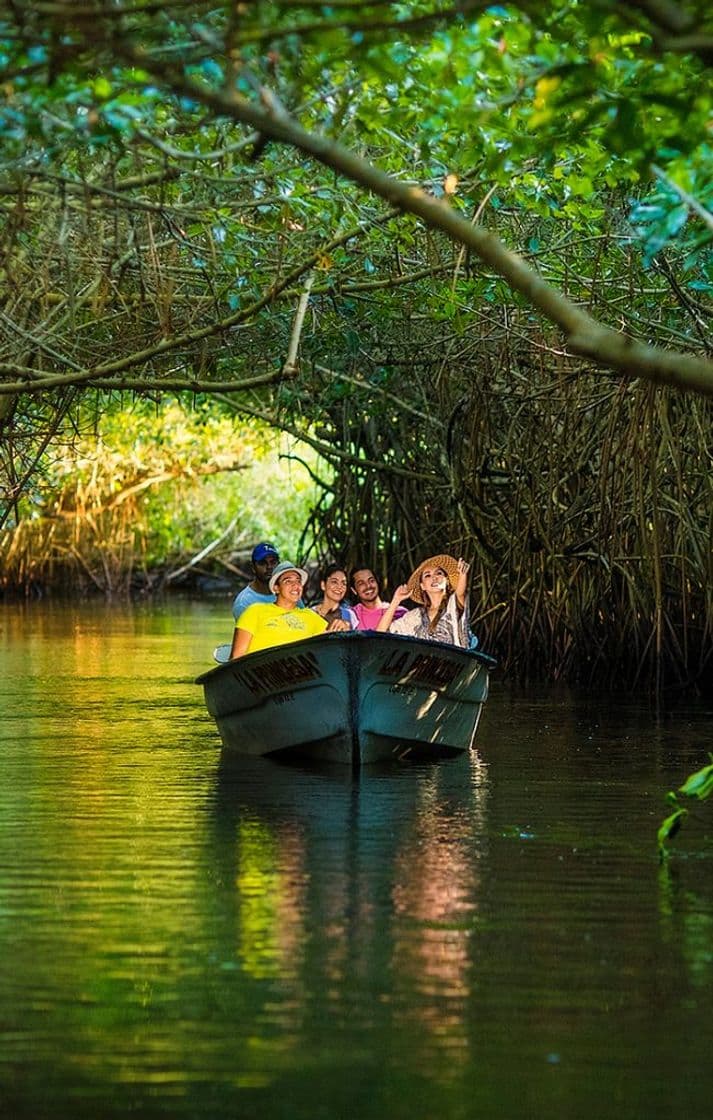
[195,630,496,685]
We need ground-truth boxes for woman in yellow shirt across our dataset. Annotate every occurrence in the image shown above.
[230,561,348,659]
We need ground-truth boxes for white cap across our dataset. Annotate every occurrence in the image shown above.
[268,560,308,593]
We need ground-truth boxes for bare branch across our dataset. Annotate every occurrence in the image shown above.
[282,272,315,375]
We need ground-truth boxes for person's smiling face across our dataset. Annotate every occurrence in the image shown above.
[420,566,448,593]
[323,571,348,601]
[351,569,379,605]
[275,571,303,605]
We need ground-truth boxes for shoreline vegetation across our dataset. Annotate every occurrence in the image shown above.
[0,401,326,604]
[2,382,713,696]
[2,375,712,696]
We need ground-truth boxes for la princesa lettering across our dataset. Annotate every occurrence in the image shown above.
[233,651,321,695]
[378,650,460,688]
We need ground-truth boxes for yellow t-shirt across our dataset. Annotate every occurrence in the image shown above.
[238,602,327,653]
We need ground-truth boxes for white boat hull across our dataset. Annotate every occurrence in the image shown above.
[196,631,493,765]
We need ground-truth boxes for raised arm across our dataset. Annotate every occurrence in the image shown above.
[375,583,410,632]
[454,558,471,609]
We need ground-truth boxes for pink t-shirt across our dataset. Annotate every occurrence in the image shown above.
[352,603,406,631]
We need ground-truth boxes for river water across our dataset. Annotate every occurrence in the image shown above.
[1,600,712,1120]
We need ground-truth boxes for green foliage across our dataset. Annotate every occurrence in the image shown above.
[287,3,712,253]
[658,754,713,860]
[678,756,713,800]
[1,398,328,590]
[657,806,688,854]
[630,147,713,268]
[1,3,711,260]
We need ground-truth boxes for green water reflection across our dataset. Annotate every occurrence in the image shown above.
[0,601,712,1120]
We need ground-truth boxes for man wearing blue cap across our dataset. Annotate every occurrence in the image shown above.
[232,541,281,621]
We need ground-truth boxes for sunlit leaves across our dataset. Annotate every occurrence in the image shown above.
[531,74,561,127]
[92,77,112,101]
[2,397,327,577]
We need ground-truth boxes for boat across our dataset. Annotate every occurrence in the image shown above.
[195,630,494,765]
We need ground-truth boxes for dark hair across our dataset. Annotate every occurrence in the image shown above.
[349,564,378,588]
[322,563,348,582]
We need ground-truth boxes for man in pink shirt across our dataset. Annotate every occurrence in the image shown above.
[350,565,407,630]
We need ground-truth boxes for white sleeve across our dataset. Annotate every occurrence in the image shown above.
[390,610,418,636]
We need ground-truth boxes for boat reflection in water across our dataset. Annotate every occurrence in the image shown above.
[197,631,495,765]
[209,749,490,1081]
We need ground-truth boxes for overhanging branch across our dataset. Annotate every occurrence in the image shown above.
[115,42,713,398]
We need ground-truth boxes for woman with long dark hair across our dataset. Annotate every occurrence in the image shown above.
[310,563,357,629]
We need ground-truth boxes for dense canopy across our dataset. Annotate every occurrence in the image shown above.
[1,1,712,687]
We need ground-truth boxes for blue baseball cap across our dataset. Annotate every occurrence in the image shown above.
[251,541,279,564]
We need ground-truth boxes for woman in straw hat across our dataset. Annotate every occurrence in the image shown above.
[376,555,471,647]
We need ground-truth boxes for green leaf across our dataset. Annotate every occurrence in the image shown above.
[678,757,713,801]
[93,77,113,101]
[657,807,688,856]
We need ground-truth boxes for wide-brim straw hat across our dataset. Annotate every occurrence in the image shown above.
[407,554,460,605]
